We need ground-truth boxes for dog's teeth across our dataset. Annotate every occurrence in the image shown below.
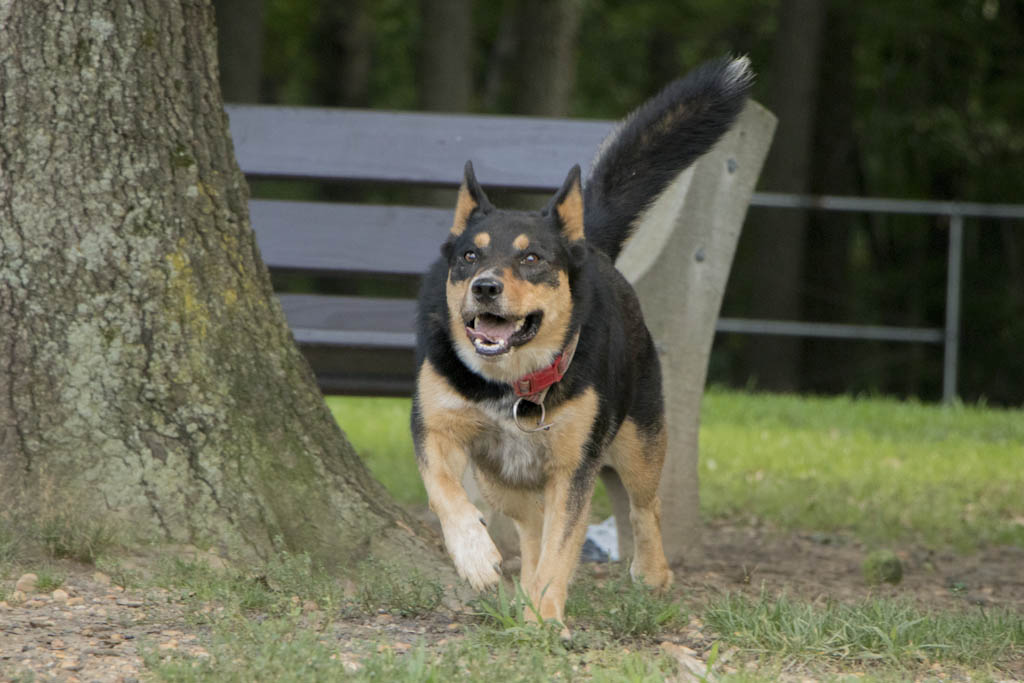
[473,316,480,329]
[514,318,525,332]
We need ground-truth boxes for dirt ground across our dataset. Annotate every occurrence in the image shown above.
[2,522,1022,682]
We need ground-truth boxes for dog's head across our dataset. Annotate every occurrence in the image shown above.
[442,161,586,384]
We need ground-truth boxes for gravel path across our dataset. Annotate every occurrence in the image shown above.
[1,570,203,682]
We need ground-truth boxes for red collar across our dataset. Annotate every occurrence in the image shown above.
[512,331,580,404]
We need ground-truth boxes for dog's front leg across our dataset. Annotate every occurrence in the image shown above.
[523,389,600,631]
[417,429,502,590]
[525,464,595,630]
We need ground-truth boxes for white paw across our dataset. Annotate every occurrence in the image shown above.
[443,513,502,590]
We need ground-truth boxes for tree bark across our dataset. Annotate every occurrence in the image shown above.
[0,0,448,576]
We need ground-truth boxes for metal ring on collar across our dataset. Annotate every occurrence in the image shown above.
[512,397,553,433]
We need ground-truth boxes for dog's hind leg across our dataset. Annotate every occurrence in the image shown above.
[608,419,673,590]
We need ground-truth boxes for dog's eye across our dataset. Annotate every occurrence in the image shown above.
[464,250,477,263]
[522,253,541,265]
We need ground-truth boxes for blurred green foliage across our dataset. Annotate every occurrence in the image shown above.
[242,0,1023,403]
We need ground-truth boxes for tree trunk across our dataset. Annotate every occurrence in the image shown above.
[418,0,473,112]
[509,0,582,116]
[742,0,826,391]
[0,0,448,577]
[314,0,373,108]
[212,0,265,103]
[803,1,861,393]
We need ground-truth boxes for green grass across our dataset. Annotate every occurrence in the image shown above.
[328,389,1024,549]
[153,550,346,620]
[698,389,1024,549]
[146,612,679,682]
[139,390,1024,681]
[350,557,444,617]
[33,568,65,593]
[39,511,118,563]
[0,521,23,566]
[471,580,570,652]
[326,396,424,505]
[151,550,444,622]
[566,567,685,640]
[704,591,1024,667]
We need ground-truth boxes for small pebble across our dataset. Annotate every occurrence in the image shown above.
[15,574,38,593]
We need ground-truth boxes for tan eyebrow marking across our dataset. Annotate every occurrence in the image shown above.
[513,234,530,251]
[473,232,491,248]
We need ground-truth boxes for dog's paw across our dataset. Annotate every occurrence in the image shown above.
[443,514,502,590]
[630,559,674,591]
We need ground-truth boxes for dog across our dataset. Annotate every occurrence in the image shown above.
[412,56,752,630]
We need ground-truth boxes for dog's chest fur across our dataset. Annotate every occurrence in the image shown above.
[467,398,548,490]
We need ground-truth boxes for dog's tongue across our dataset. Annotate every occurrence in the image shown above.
[470,315,516,343]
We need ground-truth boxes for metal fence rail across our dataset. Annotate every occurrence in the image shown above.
[722,192,1024,402]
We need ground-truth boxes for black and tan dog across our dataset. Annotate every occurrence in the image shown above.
[412,56,752,630]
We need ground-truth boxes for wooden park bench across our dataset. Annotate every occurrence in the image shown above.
[226,102,776,565]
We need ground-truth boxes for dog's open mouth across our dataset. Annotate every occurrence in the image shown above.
[465,312,542,356]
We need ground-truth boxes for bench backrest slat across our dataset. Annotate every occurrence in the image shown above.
[278,294,415,336]
[251,199,451,277]
[227,105,614,190]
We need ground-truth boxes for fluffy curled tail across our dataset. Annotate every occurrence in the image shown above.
[583,56,753,261]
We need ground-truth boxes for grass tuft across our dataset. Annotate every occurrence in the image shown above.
[93,557,144,589]
[350,557,443,617]
[39,513,117,563]
[154,549,343,620]
[34,568,65,593]
[704,591,1024,666]
[147,614,588,682]
[145,614,350,682]
[567,567,685,640]
[470,580,567,653]
[0,522,23,566]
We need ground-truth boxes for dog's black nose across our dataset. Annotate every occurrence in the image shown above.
[471,277,503,301]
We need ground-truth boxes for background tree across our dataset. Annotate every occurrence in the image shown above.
[739,0,826,391]
[418,0,473,113]
[507,0,582,116]
[0,0,450,576]
[213,0,265,102]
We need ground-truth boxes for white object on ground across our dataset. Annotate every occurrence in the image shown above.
[584,516,620,562]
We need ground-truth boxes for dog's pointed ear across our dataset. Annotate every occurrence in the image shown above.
[450,160,493,237]
[546,164,584,243]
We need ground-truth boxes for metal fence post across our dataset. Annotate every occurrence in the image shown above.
[942,213,964,403]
